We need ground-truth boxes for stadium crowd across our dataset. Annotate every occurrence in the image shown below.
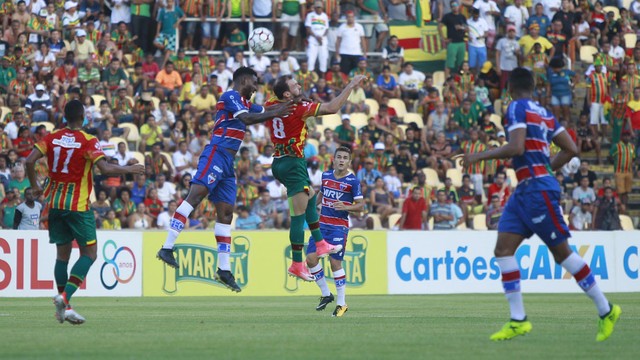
[0,0,638,231]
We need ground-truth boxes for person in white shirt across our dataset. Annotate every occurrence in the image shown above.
[210,60,233,92]
[504,0,529,38]
[172,141,196,176]
[569,198,593,231]
[256,144,274,176]
[397,62,426,111]
[278,49,300,76]
[383,166,402,199]
[155,173,177,207]
[609,35,625,62]
[249,52,271,77]
[544,0,561,20]
[305,2,330,73]
[335,11,366,74]
[226,51,249,72]
[108,0,131,28]
[473,0,500,48]
[151,101,176,134]
[467,8,489,73]
[113,141,138,167]
[14,188,42,230]
[157,200,179,230]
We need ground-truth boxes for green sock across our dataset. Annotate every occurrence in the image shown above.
[305,194,323,243]
[54,260,68,294]
[289,214,305,262]
[64,256,95,303]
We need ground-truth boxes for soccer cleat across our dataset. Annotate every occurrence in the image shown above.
[287,261,315,281]
[316,293,335,311]
[53,294,67,324]
[64,307,86,325]
[490,319,532,341]
[596,304,621,342]
[315,240,343,259]
[332,304,348,317]
[157,248,178,268]
[214,268,242,293]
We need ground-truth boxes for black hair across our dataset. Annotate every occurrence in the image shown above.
[508,67,535,95]
[273,75,293,99]
[64,99,85,125]
[462,174,470,180]
[233,66,258,83]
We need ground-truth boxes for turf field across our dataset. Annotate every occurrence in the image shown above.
[1,294,638,359]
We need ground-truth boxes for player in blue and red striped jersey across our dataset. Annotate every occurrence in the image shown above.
[306,146,364,317]
[157,67,292,292]
[463,68,621,342]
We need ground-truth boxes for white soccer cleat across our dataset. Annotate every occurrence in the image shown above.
[64,308,86,325]
[53,294,66,324]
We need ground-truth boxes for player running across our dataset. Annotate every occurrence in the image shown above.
[306,146,363,317]
[25,99,145,324]
[462,68,621,342]
[265,74,366,281]
[157,67,292,292]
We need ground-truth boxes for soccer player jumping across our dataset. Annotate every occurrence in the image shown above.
[266,74,366,281]
[157,67,293,292]
[25,100,145,324]
[463,68,621,342]
[307,146,364,317]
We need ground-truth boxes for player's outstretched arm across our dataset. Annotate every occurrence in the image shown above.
[25,149,45,195]
[238,100,294,125]
[550,130,579,172]
[317,75,368,116]
[96,158,146,176]
[462,128,526,167]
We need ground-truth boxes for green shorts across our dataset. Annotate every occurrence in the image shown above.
[272,156,311,197]
[446,42,466,71]
[48,209,97,247]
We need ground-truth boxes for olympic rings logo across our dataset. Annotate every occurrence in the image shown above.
[100,239,137,290]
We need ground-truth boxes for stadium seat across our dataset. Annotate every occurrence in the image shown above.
[0,106,10,123]
[473,214,487,230]
[349,112,369,128]
[433,71,445,86]
[320,113,342,129]
[314,124,326,137]
[505,168,518,188]
[446,168,463,188]
[403,112,424,128]
[489,114,504,132]
[579,46,598,64]
[453,156,463,170]
[39,122,55,132]
[388,98,407,119]
[563,214,570,226]
[144,152,175,171]
[109,136,127,147]
[131,151,146,164]
[422,168,441,188]
[623,0,633,9]
[151,96,161,110]
[368,213,383,229]
[456,221,467,230]
[603,6,619,20]
[364,98,379,115]
[620,215,634,231]
[388,213,401,229]
[624,33,637,49]
[91,94,106,106]
[428,217,434,230]
[119,123,140,146]
[123,53,133,67]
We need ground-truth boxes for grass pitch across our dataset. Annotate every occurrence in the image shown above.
[1,294,638,359]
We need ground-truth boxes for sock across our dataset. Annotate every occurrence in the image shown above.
[561,252,611,317]
[215,222,232,271]
[64,255,95,303]
[497,256,526,321]
[290,214,306,262]
[333,268,346,306]
[54,259,68,294]
[310,263,331,297]
[305,194,324,243]
[162,201,194,249]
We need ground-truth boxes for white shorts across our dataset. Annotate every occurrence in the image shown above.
[360,14,389,38]
[470,174,485,197]
[281,13,301,36]
[590,102,608,125]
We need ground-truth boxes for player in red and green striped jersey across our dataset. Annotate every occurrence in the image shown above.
[456,129,487,203]
[610,131,637,206]
[587,59,612,143]
[25,100,145,325]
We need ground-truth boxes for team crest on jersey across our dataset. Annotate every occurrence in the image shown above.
[52,135,81,149]
[208,173,217,184]
[339,183,348,191]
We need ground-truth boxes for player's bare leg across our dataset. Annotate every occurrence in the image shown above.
[491,232,532,341]
[212,201,241,292]
[549,241,621,341]
[157,183,209,268]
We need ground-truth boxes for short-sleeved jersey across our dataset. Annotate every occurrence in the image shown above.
[506,99,564,194]
[319,171,363,230]
[211,89,264,152]
[35,129,105,211]
[265,99,320,158]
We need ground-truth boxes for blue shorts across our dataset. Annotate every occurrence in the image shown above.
[551,94,572,106]
[498,190,570,247]
[191,144,236,205]
[468,45,487,69]
[306,226,348,261]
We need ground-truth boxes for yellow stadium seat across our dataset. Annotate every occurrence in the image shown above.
[119,123,140,149]
[563,214,570,226]
[433,71,445,87]
[0,106,10,123]
[131,151,145,164]
[446,168,463,188]
[505,168,518,188]
[349,112,369,128]
[456,220,467,230]
[579,45,598,64]
[320,113,342,129]
[368,213,383,229]
[428,217,434,230]
[364,98,379,115]
[151,96,161,110]
[624,33,637,49]
[489,114,504,132]
[39,122,55,132]
[109,136,127,147]
[473,214,487,230]
[403,112,424,128]
[603,6,619,20]
[620,215,634,231]
[92,94,106,106]
[388,98,407,119]
[388,213,402,229]
[422,168,441,188]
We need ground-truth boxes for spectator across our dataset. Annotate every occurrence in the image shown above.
[398,62,425,112]
[114,188,136,226]
[335,11,366,74]
[155,61,183,100]
[130,173,148,205]
[400,186,428,230]
[486,171,510,207]
[370,176,396,227]
[25,84,52,122]
[429,189,464,230]
[128,202,153,229]
[71,29,96,63]
[374,66,400,103]
[305,2,330,74]
[547,57,575,122]
[277,0,306,51]
[235,205,263,230]
[335,114,356,148]
[382,35,404,74]
[485,194,503,230]
[575,113,601,165]
[357,158,382,186]
[586,58,612,143]
[1,188,21,229]
[157,200,180,230]
[12,127,33,160]
[153,0,185,60]
[573,160,598,188]
[172,140,196,177]
[252,189,278,228]
[495,25,520,90]
[144,188,164,221]
[13,187,42,230]
[570,198,593,230]
[383,165,402,198]
[223,24,248,59]
[572,176,596,208]
[439,1,468,78]
[101,209,122,230]
[467,8,489,74]
[611,131,636,207]
[91,189,113,221]
[592,186,622,230]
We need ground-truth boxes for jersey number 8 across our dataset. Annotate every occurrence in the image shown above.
[272,117,285,139]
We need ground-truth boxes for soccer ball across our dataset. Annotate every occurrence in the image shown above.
[249,27,274,53]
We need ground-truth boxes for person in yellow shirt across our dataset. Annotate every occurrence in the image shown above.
[102,210,122,230]
[519,23,555,66]
[155,61,183,99]
[179,71,203,103]
[189,85,217,118]
[140,114,164,151]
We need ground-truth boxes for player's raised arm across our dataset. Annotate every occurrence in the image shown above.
[95,157,146,175]
[550,129,579,171]
[317,75,368,116]
[237,100,294,125]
